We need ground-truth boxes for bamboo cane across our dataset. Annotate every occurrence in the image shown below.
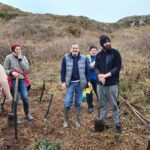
[39,79,46,103]
[121,97,150,125]
[44,94,53,119]
[12,77,19,140]
[14,77,19,140]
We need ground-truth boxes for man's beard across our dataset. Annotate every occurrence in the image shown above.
[103,45,111,50]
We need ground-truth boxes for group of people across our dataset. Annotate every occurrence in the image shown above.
[0,34,122,137]
[60,35,122,136]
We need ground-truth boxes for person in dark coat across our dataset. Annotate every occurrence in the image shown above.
[95,35,122,137]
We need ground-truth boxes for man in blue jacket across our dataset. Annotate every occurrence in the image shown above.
[61,43,92,128]
[95,35,122,137]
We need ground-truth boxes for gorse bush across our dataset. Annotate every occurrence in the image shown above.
[33,138,62,150]
[0,11,18,19]
[0,3,27,20]
[66,25,81,37]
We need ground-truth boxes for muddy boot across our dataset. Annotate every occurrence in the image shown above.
[114,125,122,142]
[63,108,69,128]
[75,107,81,128]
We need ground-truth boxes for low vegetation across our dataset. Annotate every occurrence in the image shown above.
[33,138,62,150]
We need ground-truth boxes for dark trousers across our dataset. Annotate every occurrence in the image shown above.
[86,80,98,109]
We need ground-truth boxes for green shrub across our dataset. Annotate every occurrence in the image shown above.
[33,138,62,150]
[0,11,18,19]
[66,25,81,37]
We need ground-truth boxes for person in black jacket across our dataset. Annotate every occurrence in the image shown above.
[95,35,122,137]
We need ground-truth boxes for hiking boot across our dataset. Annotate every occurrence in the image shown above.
[88,108,94,113]
[25,114,34,121]
[114,125,122,140]
[115,125,122,134]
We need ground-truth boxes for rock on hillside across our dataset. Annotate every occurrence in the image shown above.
[116,15,150,27]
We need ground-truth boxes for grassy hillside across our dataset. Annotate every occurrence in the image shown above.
[0,3,150,61]
[0,2,112,62]
[0,2,27,20]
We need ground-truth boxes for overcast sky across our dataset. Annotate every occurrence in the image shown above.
[1,0,150,23]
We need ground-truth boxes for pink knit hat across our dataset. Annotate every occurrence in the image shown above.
[11,42,22,51]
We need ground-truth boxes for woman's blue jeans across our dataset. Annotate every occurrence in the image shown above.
[11,79,29,115]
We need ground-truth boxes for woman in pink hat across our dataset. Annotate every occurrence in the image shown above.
[3,42,33,123]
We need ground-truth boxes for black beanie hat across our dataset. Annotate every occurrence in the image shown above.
[89,45,97,51]
[100,35,111,47]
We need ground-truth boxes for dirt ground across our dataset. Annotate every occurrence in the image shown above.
[0,85,150,150]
